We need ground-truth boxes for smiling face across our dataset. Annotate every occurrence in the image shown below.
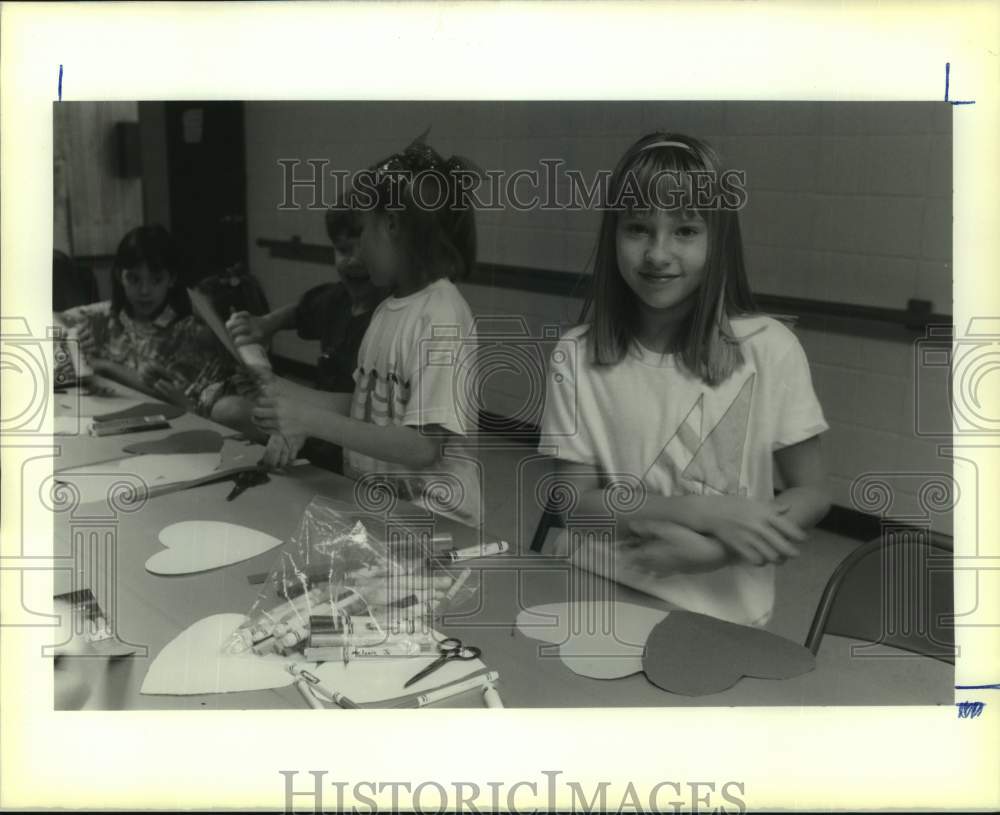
[120,263,175,321]
[615,208,709,316]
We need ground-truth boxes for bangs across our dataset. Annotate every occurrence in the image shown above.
[610,146,718,216]
[116,227,176,274]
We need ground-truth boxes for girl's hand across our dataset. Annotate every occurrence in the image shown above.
[252,376,314,439]
[226,310,266,348]
[138,361,191,408]
[698,495,806,566]
[624,519,737,575]
[261,434,304,471]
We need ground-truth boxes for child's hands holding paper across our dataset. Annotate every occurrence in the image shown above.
[252,375,315,438]
[138,361,193,408]
[262,433,305,470]
[621,519,737,576]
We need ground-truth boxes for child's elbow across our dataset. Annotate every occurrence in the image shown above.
[410,436,441,469]
[805,479,833,528]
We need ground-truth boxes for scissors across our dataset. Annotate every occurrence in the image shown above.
[226,467,270,501]
[403,637,482,688]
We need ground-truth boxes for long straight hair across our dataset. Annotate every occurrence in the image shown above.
[110,224,190,320]
[580,132,757,386]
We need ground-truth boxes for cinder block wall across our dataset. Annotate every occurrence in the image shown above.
[245,101,953,533]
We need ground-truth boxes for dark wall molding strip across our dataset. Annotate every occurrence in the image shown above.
[257,235,951,336]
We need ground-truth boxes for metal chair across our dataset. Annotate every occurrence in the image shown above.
[529,494,563,553]
[804,531,954,663]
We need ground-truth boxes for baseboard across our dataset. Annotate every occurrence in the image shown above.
[815,504,882,541]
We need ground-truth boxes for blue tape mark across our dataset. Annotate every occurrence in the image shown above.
[58,64,63,101]
[955,683,1000,690]
[945,61,975,105]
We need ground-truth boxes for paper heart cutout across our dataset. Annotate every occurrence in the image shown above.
[642,611,815,696]
[516,601,669,679]
[146,520,283,576]
[56,453,223,506]
[565,531,771,626]
[141,613,292,695]
[125,430,225,456]
[141,613,488,702]
[94,401,186,422]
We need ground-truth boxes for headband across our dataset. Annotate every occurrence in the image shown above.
[640,139,694,152]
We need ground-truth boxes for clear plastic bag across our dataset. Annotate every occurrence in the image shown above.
[225,497,477,659]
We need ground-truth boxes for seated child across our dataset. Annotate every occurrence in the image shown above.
[226,207,386,470]
[539,133,831,626]
[56,224,255,426]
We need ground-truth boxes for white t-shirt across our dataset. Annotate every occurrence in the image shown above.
[344,278,482,528]
[539,315,829,625]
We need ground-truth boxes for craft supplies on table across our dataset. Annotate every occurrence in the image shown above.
[404,637,483,688]
[227,497,480,664]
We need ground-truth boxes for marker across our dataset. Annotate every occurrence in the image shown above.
[431,540,509,566]
[401,670,500,708]
[288,664,360,709]
[482,683,504,709]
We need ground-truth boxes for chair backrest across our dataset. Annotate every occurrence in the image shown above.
[529,493,565,552]
[805,531,954,663]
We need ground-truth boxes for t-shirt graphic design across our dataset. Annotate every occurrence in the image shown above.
[354,367,411,426]
[645,374,755,498]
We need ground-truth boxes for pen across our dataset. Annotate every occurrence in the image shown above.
[288,664,361,709]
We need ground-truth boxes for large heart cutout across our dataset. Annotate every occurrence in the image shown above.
[141,613,488,702]
[125,430,225,456]
[146,520,283,576]
[55,439,259,506]
[141,613,293,695]
[517,601,669,680]
[312,649,488,705]
[642,611,816,696]
[56,453,223,506]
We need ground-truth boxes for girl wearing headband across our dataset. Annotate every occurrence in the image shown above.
[252,133,483,528]
[540,132,830,625]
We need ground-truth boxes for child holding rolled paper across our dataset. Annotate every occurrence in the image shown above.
[226,206,387,472]
[249,134,483,528]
